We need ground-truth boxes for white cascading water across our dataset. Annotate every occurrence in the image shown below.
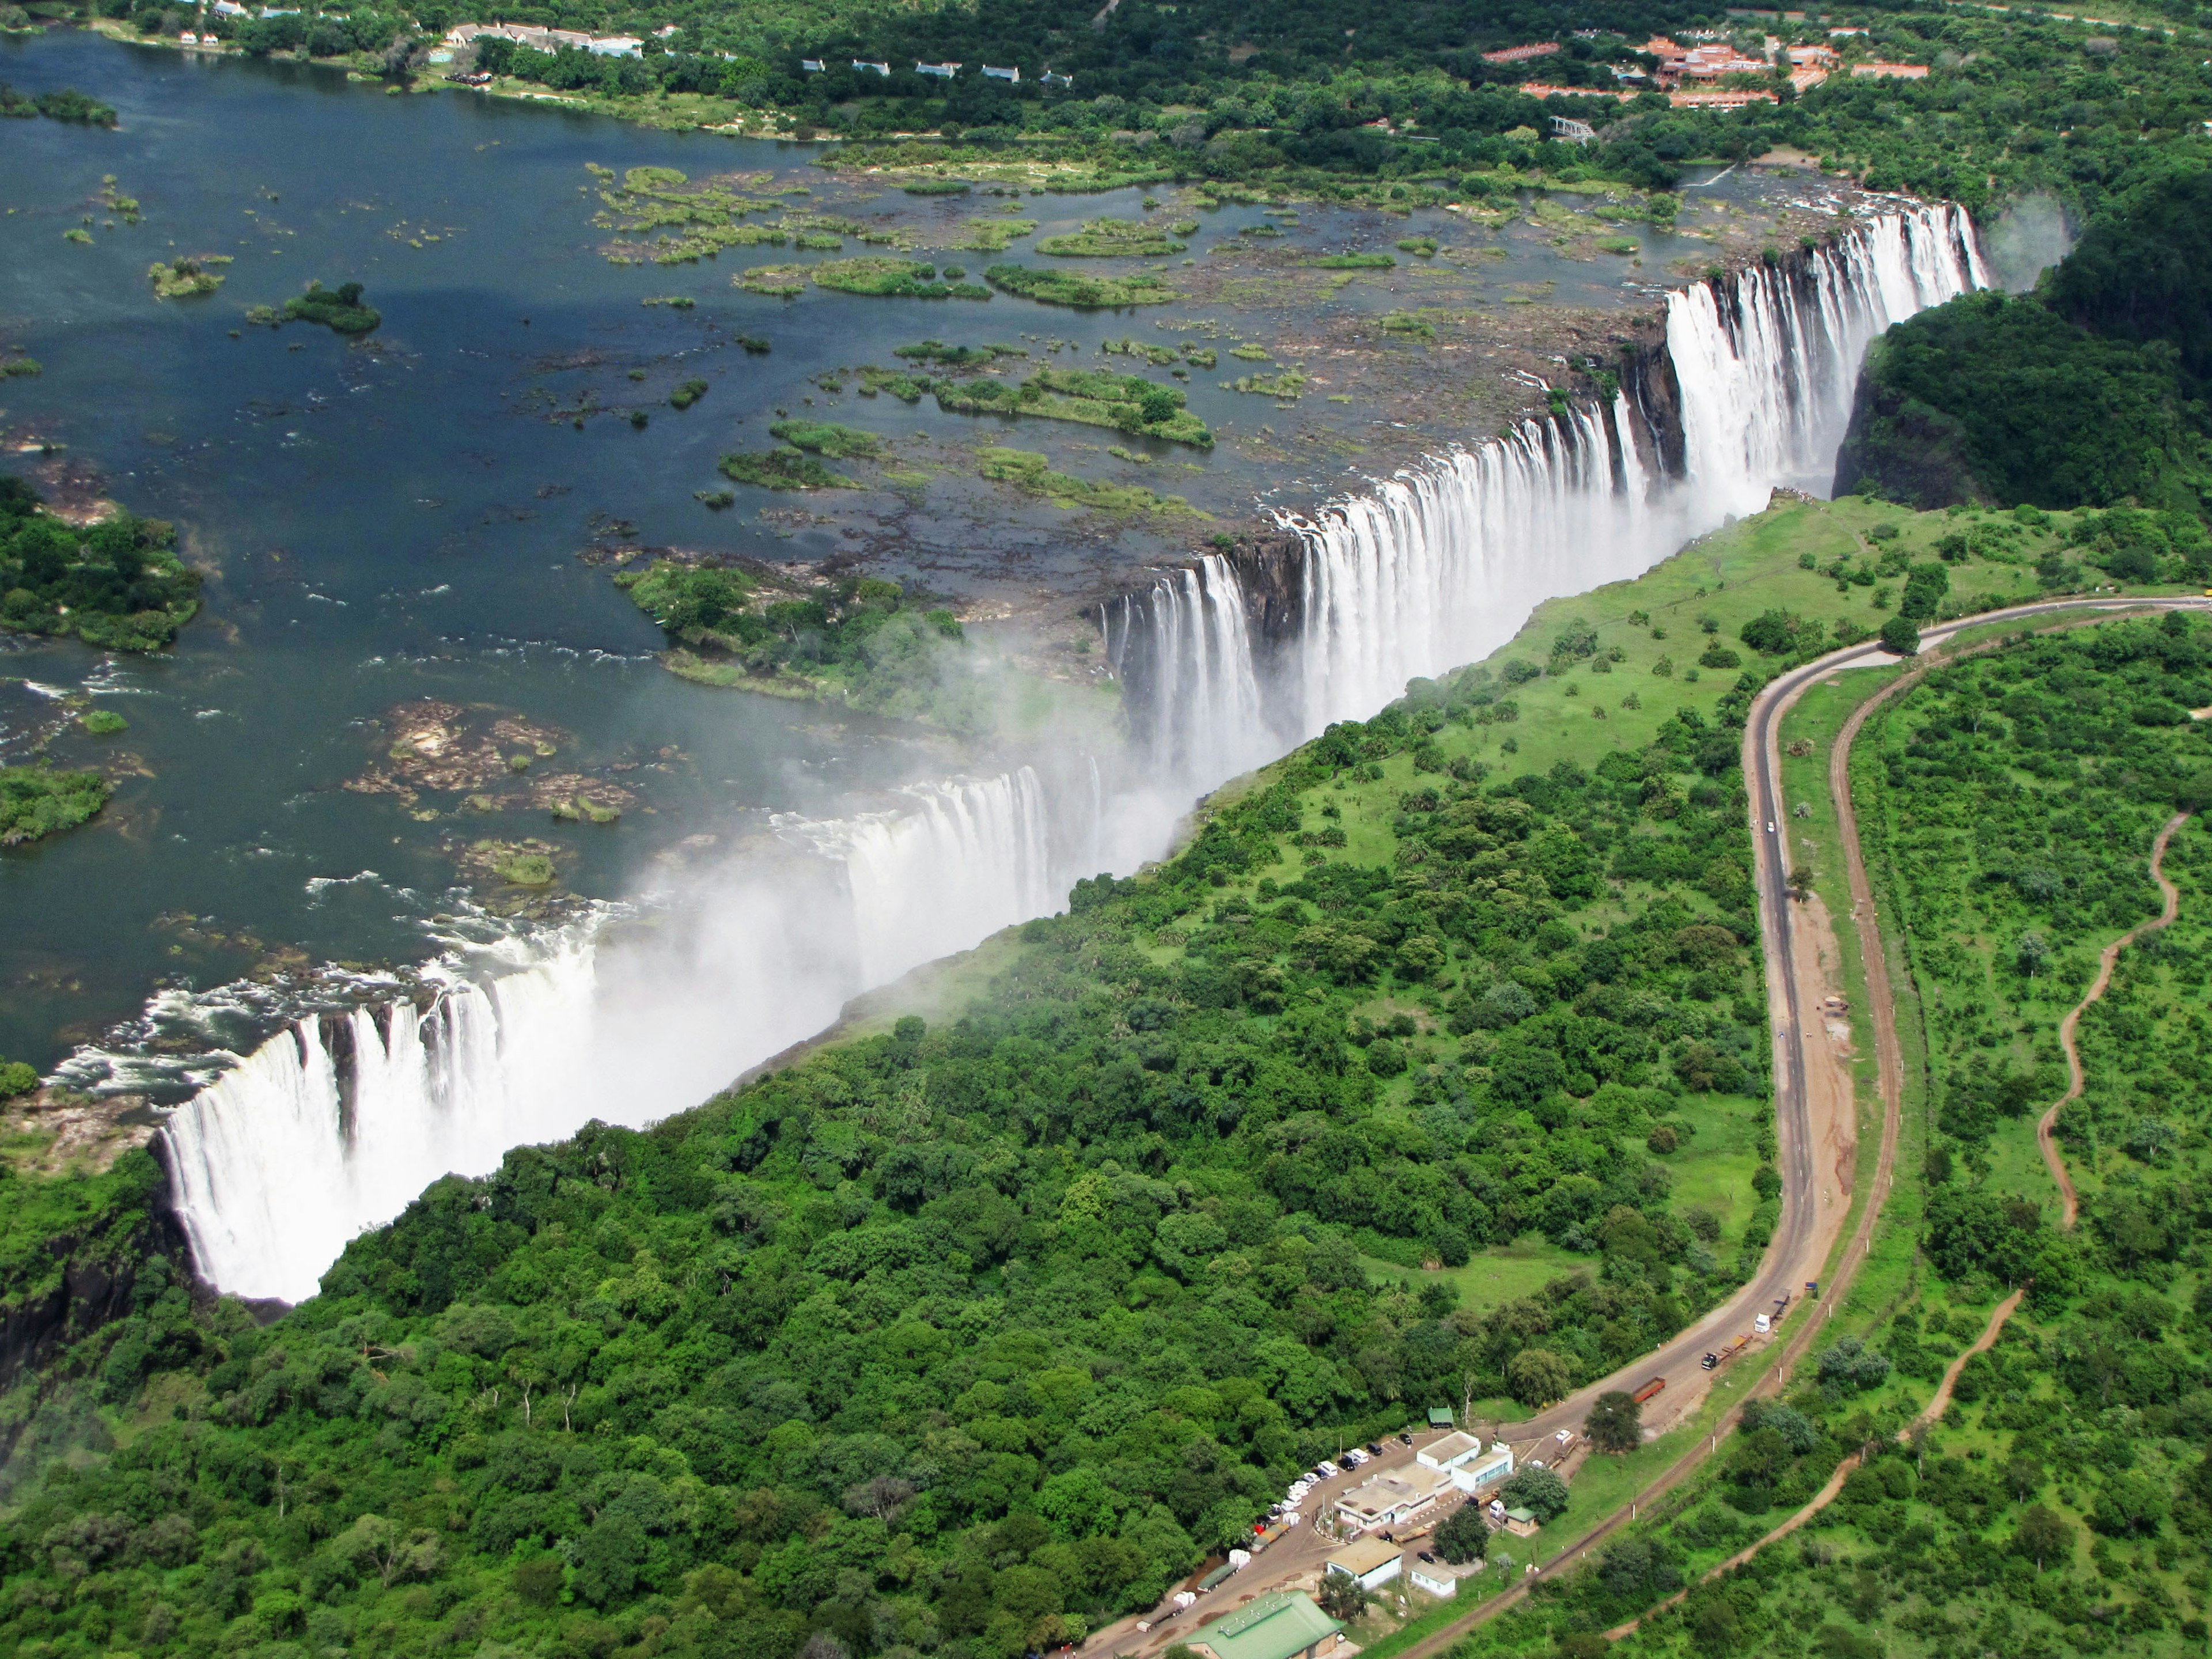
[1101,554,1280,786]
[153,200,1983,1304]
[159,768,1080,1302]
[1669,199,1989,516]
[1137,199,1985,742]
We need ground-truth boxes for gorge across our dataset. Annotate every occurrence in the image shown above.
[146,199,1985,1305]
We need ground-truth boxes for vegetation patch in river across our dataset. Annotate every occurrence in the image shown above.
[934,366,1212,448]
[0,478,199,652]
[146,256,232,300]
[0,81,115,124]
[0,764,112,847]
[622,560,990,732]
[275,279,381,334]
[976,447,1206,520]
[1036,217,1187,258]
[766,420,881,460]
[941,216,1036,253]
[809,256,988,300]
[717,447,847,490]
[983,263,1177,308]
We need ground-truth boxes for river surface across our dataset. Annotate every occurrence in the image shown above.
[0,28,1793,1081]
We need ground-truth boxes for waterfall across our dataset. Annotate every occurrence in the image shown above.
[1294,399,1662,733]
[151,199,1987,1305]
[164,927,600,1301]
[1113,199,1986,753]
[1668,200,1986,515]
[1101,555,1278,789]
[786,769,1056,988]
[154,767,1077,1304]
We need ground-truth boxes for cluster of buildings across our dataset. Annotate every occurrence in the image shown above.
[1157,1430,1560,1659]
[438,25,1077,82]
[444,22,645,58]
[798,59,1045,82]
[1486,26,1926,112]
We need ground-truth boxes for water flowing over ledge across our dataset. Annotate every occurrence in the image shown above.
[1109,199,1986,762]
[144,199,1982,1304]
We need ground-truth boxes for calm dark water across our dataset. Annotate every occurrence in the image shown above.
[0,31,1732,1072]
[0,34,959,1068]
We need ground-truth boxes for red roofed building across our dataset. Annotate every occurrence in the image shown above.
[1850,60,1929,78]
[1517,82,1637,101]
[1482,41,1560,63]
[1669,87,1778,108]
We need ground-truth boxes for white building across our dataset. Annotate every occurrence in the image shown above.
[982,64,1019,81]
[1325,1536,1403,1592]
[1416,1433,1514,1494]
[1335,1464,1456,1533]
[854,59,891,74]
[915,59,961,77]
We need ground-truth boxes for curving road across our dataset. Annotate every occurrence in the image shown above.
[1090,597,2210,1659]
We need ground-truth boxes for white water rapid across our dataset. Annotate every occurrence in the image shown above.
[151,199,1984,1304]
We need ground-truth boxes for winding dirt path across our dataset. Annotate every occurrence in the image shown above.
[1305,600,2210,1659]
[1603,1286,2026,1637]
[2036,812,2190,1229]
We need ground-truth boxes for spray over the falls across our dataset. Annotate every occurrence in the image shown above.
[154,767,1107,1303]
[149,200,1984,1303]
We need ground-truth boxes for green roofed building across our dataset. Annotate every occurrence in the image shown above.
[1190,1591,1346,1659]
[1427,1406,1455,1428]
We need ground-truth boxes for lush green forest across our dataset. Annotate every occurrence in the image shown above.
[0,514,1862,1659]
[0,476,200,652]
[1438,611,2212,1658]
[1835,165,2212,516]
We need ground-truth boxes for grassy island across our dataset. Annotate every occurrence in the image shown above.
[983,263,1179,309]
[0,763,112,846]
[1036,217,1187,258]
[278,280,381,335]
[0,475,200,651]
[620,563,991,731]
[935,367,1212,447]
[147,256,232,300]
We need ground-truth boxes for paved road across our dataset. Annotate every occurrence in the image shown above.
[1091,597,2211,1659]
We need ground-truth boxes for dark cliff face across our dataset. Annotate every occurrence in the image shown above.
[1619,327,1687,482]
[1224,530,1306,652]
[0,1148,195,1404]
[1830,361,1988,507]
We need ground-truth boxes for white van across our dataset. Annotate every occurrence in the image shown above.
[1755,1313,1772,1334]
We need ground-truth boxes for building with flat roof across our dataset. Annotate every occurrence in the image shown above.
[1335,1464,1456,1532]
[1410,1557,1484,1599]
[1325,1535,1404,1591]
[1190,1592,1346,1659]
[1418,1434,1515,1494]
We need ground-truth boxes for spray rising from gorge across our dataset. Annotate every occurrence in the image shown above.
[143,200,1984,1304]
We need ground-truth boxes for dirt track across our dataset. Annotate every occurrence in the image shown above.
[1378,596,2212,1659]
[2038,810,2190,1229]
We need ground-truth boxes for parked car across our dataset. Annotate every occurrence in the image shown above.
[1318,1461,1341,1478]
[1399,1433,1414,1446]
[1341,1449,1368,1468]
[1367,1442,1383,1456]
[1418,1551,1435,1564]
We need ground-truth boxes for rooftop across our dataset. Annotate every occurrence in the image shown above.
[1195,1592,1344,1659]
[1327,1536,1402,1576]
